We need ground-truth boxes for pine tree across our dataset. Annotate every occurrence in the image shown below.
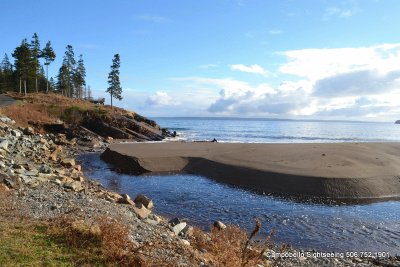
[62,45,76,97]
[30,33,41,92]
[73,54,86,98]
[0,53,13,92]
[87,85,92,99]
[41,41,56,92]
[12,39,34,95]
[106,54,122,108]
[56,64,69,96]
[49,77,56,91]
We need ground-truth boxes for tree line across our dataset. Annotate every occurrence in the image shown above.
[0,33,122,107]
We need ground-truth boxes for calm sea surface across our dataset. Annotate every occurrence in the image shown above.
[79,118,400,255]
[154,117,400,143]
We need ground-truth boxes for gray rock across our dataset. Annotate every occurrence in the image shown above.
[213,220,227,230]
[6,169,14,176]
[63,181,82,191]
[172,222,187,236]
[23,127,35,135]
[181,225,194,237]
[134,194,154,209]
[0,138,9,150]
[24,170,39,176]
[11,130,22,138]
[38,165,52,174]
[117,193,135,205]
[19,175,33,184]
[3,178,14,188]
[169,217,181,226]
[0,117,13,123]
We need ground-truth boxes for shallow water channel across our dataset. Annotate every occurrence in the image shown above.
[78,153,400,256]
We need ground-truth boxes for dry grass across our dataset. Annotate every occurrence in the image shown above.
[191,220,275,267]
[1,189,277,266]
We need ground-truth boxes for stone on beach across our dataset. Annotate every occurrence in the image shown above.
[117,193,135,205]
[132,205,151,219]
[61,157,76,167]
[172,222,187,236]
[134,193,154,209]
[213,220,227,230]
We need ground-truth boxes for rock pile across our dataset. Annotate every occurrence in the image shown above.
[0,118,88,192]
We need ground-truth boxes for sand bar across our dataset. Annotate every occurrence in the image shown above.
[101,142,400,200]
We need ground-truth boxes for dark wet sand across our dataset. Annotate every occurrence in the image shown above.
[101,142,400,200]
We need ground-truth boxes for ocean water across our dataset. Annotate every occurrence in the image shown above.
[79,153,400,255]
[79,117,400,255]
[154,117,400,143]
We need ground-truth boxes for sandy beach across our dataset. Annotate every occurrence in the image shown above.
[101,142,400,200]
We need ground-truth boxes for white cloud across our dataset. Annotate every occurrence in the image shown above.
[231,64,269,76]
[278,44,400,80]
[146,91,177,106]
[313,70,400,97]
[324,6,354,18]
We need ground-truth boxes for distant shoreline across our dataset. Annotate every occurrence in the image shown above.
[101,142,400,201]
[151,116,393,124]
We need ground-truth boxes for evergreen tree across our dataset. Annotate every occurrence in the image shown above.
[106,54,122,108]
[56,64,69,96]
[73,54,86,98]
[0,53,13,92]
[12,39,34,94]
[41,41,56,92]
[30,33,41,92]
[87,85,92,99]
[62,45,76,97]
[49,77,56,91]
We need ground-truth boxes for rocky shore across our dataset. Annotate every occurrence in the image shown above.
[1,116,399,266]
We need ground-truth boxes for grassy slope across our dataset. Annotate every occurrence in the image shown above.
[2,92,133,128]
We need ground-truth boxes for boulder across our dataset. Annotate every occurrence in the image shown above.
[181,225,194,237]
[132,205,151,219]
[168,217,181,226]
[49,146,63,161]
[213,220,227,230]
[134,194,154,209]
[61,158,75,167]
[117,193,135,205]
[3,178,14,188]
[0,183,10,191]
[38,164,52,174]
[73,164,82,171]
[172,222,187,236]
[23,127,35,135]
[63,181,83,191]
[0,139,9,150]
[11,130,21,138]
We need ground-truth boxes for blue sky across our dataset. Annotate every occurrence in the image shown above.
[1,0,400,121]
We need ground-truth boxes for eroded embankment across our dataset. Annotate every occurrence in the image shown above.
[101,142,400,200]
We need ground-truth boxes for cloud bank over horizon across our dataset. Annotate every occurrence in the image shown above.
[96,43,400,121]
